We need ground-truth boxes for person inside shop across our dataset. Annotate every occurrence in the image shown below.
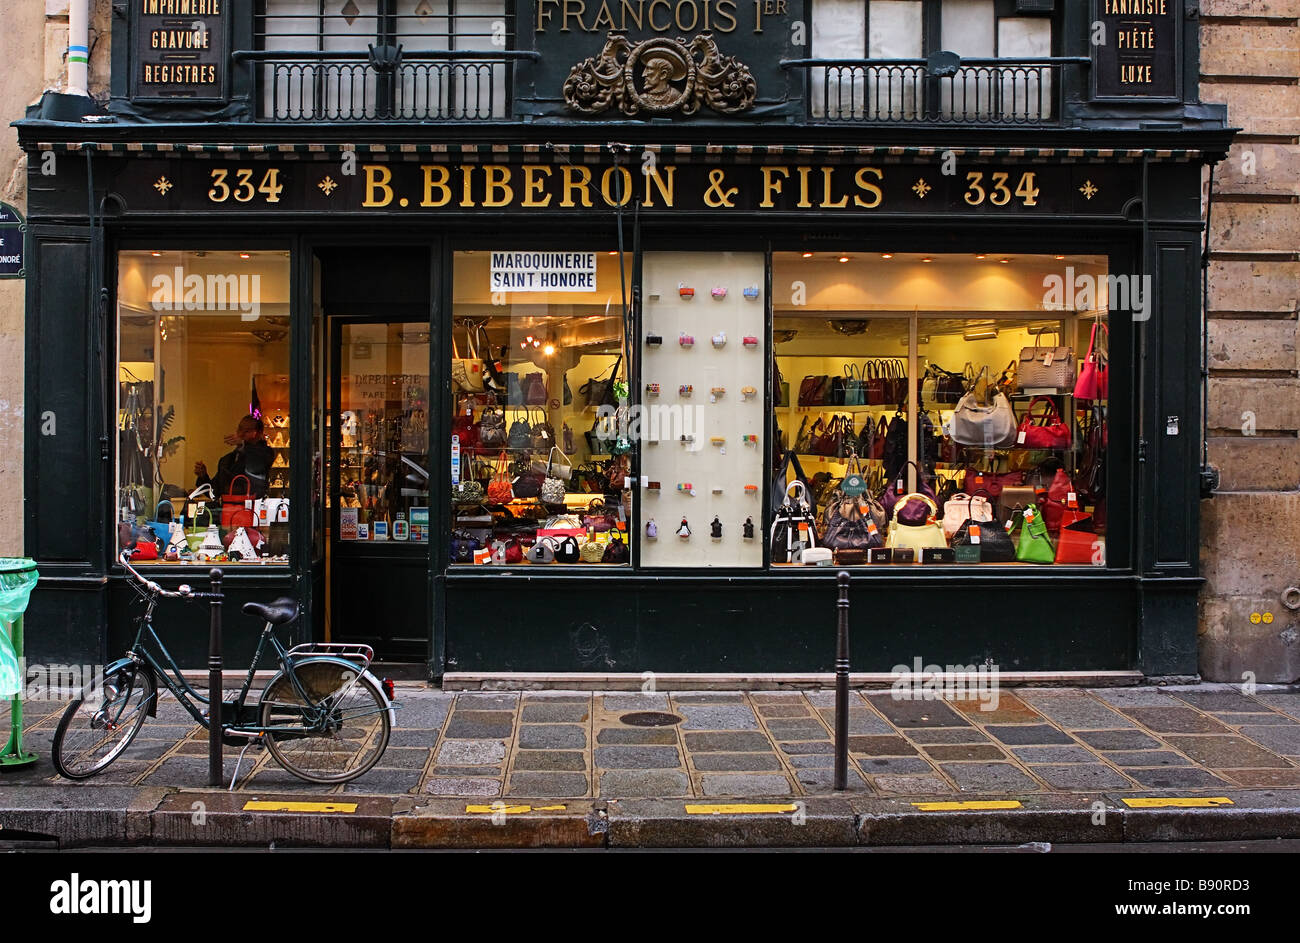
[194,414,273,498]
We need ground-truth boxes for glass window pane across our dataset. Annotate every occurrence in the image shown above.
[868,0,922,58]
[941,0,995,56]
[772,251,1109,569]
[335,323,430,545]
[450,250,631,567]
[116,250,292,565]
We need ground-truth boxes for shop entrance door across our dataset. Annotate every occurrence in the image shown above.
[326,319,431,661]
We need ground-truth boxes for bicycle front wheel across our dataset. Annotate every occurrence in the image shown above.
[52,663,156,779]
[258,658,391,784]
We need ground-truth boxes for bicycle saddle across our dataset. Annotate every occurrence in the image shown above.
[242,598,300,625]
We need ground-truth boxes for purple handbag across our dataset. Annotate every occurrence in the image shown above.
[881,461,937,518]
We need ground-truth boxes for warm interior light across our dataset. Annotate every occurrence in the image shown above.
[975,254,986,260]
[608,251,618,256]
[838,255,850,263]
[151,251,162,257]
[880,253,893,259]
[921,257,933,263]
[1054,255,1066,260]
[801,252,814,258]
[543,343,556,356]
[963,328,1000,341]
[999,258,1011,264]
[239,252,251,260]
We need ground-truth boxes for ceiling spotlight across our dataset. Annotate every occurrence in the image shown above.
[999,258,1011,264]
[838,255,850,263]
[921,257,933,263]
[880,253,893,260]
[975,254,986,260]
[963,328,1000,341]
[239,252,251,260]
[1054,255,1066,260]
[801,252,814,258]
[608,251,618,256]
[543,343,556,356]
[151,251,162,258]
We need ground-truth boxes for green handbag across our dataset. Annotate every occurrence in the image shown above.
[1015,506,1055,564]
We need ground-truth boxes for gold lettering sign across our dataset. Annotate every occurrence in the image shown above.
[134,0,227,99]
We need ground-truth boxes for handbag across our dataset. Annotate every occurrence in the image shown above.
[798,375,831,407]
[602,533,629,563]
[864,361,886,405]
[867,415,887,460]
[882,460,937,518]
[828,374,847,406]
[843,364,866,406]
[147,499,178,544]
[793,416,813,455]
[951,384,1018,449]
[582,498,616,533]
[526,537,556,564]
[450,531,481,563]
[1018,330,1075,392]
[770,451,811,516]
[885,493,947,552]
[513,470,545,499]
[532,445,572,482]
[1078,405,1107,501]
[221,475,253,527]
[507,410,533,450]
[885,359,908,404]
[186,504,215,550]
[821,457,885,551]
[453,479,485,504]
[1017,396,1072,450]
[487,452,514,503]
[1014,506,1056,563]
[452,327,487,393]
[882,411,908,480]
[942,491,993,541]
[962,466,1024,503]
[522,372,549,406]
[477,406,508,449]
[1075,321,1109,401]
[580,355,622,407]
[580,535,606,563]
[553,536,581,564]
[770,480,819,563]
[951,509,1016,563]
[1056,515,1100,564]
[541,474,567,504]
[452,409,479,451]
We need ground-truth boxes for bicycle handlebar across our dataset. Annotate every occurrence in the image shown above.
[118,551,220,600]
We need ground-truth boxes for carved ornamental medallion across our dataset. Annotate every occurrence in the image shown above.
[563,32,757,117]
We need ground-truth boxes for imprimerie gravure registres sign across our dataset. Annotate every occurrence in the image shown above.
[132,0,229,102]
[1092,0,1179,100]
[491,252,598,292]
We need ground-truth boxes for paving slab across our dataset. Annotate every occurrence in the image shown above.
[437,739,506,766]
[1122,767,1230,789]
[520,702,591,723]
[517,724,586,749]
[599,770,690,797]
[511,751,587,772]
[985,724,1075,746]
[949,692,1042,724]
[940,763,1042,793]
[848,735,917,756]
[815,707,896,734]
[868,697,971,728]
[1213,712,1296,726]
[594,745,681,769]
[1237,724,1300,755]
[856,757,936,775]
[505,773,590,797]
[342,768,423,794]
[600,694,671,711]
[764,718,833,740]
[1220,768,1300,787]
[683,731,770,752]
[677,705,761,730]
[757,704,812,718]
[1120,707,1234,735]
[1029,764,1135,791]
[444,711,515,739]
[1163,735,1290,769]
[869,774,954,795]
[689,753,784,772]
[923,744,1007,762]
[700,773,795,797]
[1073,729,1163,751]
[424,777,501,797]
[1014,692,1135,729]
[907,727,991,745]
[595,727,678,745]
[1168,690,1270,713]
[1102,750,1192,768]
[794,767,870,793]
[1009,746,1099,764]
[1092,689,1182,708]
[1253,693,1300,720]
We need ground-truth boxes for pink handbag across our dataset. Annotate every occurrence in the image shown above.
[1075,322,1109,401]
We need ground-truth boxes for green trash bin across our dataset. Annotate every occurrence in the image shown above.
[1,557,39,768]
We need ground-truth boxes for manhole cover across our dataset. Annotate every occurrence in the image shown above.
[619,711,683,727]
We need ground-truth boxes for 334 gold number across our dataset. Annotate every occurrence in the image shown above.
[208,168,284,204]
[964,171,1040,207]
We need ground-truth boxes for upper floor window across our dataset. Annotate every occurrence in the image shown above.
[811,0,1056,123]
[256,0,512,120]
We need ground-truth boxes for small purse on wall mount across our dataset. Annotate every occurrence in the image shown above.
[1017,330,1075,392]
[1016,396,1072,450]
[1075,320,1110,401]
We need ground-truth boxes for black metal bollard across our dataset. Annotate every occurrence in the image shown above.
[208,567,224,787]
[834,570,850,791]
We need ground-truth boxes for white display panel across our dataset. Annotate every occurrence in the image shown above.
[639,252,766,568]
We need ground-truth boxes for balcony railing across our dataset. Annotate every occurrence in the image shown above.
[233,48,538,122]
[783,56,1088,125]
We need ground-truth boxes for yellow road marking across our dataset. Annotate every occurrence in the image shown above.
[464,804,568,815]
[685,803,799,815]
[1122,797,1234,809]
[911,800,1022,811]
[242,801,357,813]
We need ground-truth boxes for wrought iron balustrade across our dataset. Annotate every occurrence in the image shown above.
[234,48,538,122]
[783,56,1087,125]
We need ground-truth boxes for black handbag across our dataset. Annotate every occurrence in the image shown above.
[951,509,1016,562]
[506,410,533,450]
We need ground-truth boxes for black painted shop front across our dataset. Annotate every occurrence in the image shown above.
[17,145,1209,680]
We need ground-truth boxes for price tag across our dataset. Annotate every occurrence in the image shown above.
[1067,491,1078,508]
[1044,351,1054,366]
[969,525,981,545]
[1017,431,1027,445]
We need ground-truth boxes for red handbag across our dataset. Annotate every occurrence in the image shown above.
[221,474,253,527]
[1017,396,1072,450]
[1038,468,1076,536]
[869,416,888,460]
[962,468,1024,500]
[452,409,479,451]
[1075,322,1109,401]
[1055,514,1099,564]
[487,451,514,504]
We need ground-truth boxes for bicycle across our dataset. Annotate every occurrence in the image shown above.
[51,551,397,785]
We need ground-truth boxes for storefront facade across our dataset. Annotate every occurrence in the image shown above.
[18,0,1233,681]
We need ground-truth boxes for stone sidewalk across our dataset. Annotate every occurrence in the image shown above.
[6,684,1300,800]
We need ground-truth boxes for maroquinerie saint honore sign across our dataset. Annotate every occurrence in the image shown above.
[117,159,1137,216]
[1091,0,1179,100]
[131,0,229,101]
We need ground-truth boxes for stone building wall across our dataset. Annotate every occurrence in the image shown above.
[1199,0,1300,681]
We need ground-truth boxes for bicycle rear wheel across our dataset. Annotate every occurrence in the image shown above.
[52,663,156,779]
[258,658,391,784]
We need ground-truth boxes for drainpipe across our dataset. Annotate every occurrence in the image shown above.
[67,0,90,97]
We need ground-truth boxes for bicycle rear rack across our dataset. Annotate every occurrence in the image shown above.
[286,642,375,671]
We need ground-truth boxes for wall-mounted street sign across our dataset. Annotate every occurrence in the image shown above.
[130,0,231,102]
[1091,0,1181,102]
[0,203,26,280]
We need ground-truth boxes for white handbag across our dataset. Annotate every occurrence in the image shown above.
[194,524,225,560]
[942,492,994,540]
[226,527,259,561]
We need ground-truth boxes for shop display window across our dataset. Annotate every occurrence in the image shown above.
[772,251,1109,569]
[115,249,292,565]
[449,250,632,566]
